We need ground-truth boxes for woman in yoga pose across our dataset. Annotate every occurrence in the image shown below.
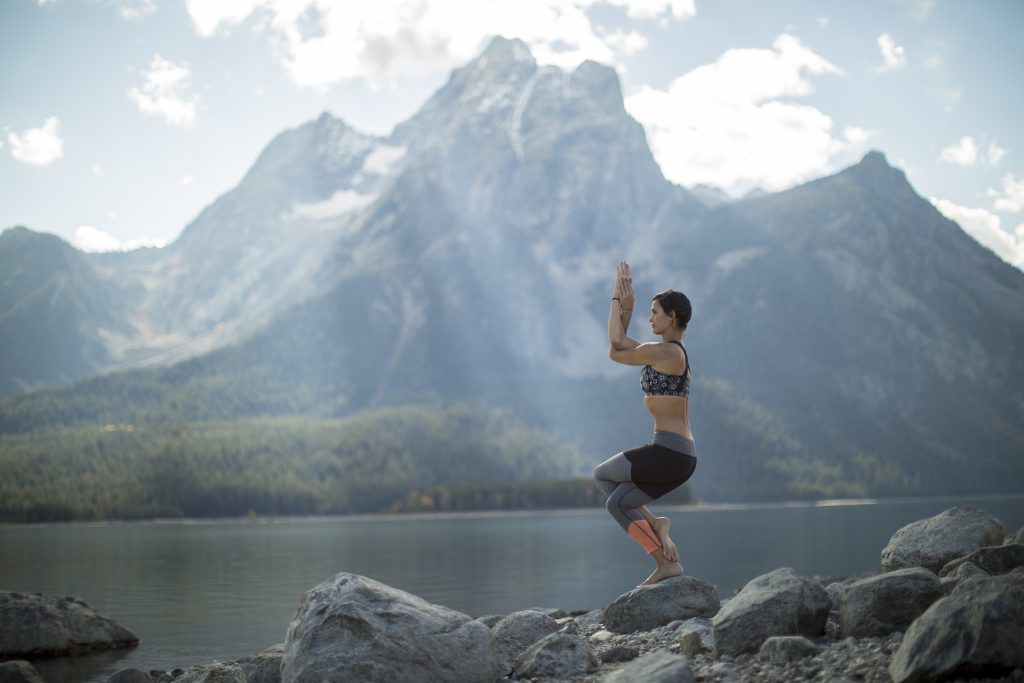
[595,260,697,586]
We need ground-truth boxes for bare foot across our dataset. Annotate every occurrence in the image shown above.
[640,562,684,586]
[650,517,679,564]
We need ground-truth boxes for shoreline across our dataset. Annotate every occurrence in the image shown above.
[3,491,1023,528]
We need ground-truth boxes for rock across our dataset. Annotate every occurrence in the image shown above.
[574,608,605,628]
[241,642,284,683]
[106,670,153,683]
[0,661,45,683]
[881,505,1004,573]
[491,609,559,674]
[512,632,596,680]
[603,650,695,683]
[712,567,830,656]
[590,629,615,643]
[677,629,705,655]
[938,576,958,596]
[938,544,1024,577]
[526,606,569,619]
[475,614,504,628]
[281,572,496,683]
[599,644,639,663]
[825,582,845,609]
[838,568,942,638]
[0,592,139,659]
[758,636,818,663]
[1006,527,1024,545]
[176,663,246,683]
[556,616,581,635]
[889,573,1024,683]
[604,576,719,633]
[941,560,989,582]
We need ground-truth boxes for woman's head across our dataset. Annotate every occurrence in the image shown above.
[651,290,692,331]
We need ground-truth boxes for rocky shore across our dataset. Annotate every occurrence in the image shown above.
[2,505,1023,683]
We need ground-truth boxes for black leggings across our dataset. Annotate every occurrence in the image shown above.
[593,432,697,553]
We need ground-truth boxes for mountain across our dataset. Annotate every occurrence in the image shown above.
[2,37,1022,503]
[0,227,139,394]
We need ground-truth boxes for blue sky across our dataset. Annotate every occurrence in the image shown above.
[2,0,1022,267]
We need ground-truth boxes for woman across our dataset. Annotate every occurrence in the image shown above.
[594,260,697,586]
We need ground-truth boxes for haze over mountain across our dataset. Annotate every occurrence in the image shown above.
[2,37,1022,502]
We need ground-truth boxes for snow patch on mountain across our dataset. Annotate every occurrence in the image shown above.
[289,189,377,220]
[361,144,407,176]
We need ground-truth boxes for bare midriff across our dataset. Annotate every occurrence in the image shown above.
[644,395,693,439]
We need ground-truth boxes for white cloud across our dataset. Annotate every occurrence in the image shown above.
[930,197,1023,268]
[986,141,1006,165]
[92,165,106,177]
[181,174,195,187]
[877,33,907,71]
[7,116,63,166]
[183,0,695,87]
[989,173,1024,213]
[939,136,1006,166]
[843,126,875,145]
[128,55,199,126]
[73,225,165,252]
[36,0,55,5]
[117,0,157,20]
[624,34,860,195]
[909,0,935,21]
[603,0,695,20]
[603,29,648,57]
[939,136,978,166]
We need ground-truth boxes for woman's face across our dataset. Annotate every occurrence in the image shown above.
[649,300,675,335]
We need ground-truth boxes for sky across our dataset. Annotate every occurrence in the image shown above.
[2,0,1022,268]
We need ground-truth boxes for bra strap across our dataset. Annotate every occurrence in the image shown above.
[666,340,689,376]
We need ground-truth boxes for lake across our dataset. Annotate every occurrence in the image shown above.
[2,494,1023,683]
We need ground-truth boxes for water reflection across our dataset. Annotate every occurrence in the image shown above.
[2,495,1022,683]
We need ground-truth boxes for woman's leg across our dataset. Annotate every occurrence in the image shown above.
[637,505,679,563]
[595,454,663,551]
[606,483,684,585]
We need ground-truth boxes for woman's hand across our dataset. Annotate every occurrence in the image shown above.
[615,261,635,312]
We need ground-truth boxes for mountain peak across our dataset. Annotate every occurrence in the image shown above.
[477,36,536,69]
[570,60,624,111]
[839,149,917,201]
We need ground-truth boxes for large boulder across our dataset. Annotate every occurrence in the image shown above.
[1005,526,1024,545]
[0,592,139,659]
[838,568,942,638]
[938,544,1024,577]
[512,632,596,680]
[711,567,830,656]
[491,609,559,674]
[603,650,695,683]
[889,573,1024,683]
[603,576,719,634]
[281,573,496,683]
[881,506,1004,573]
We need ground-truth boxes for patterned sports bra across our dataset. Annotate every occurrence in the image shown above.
[641,340,690,397]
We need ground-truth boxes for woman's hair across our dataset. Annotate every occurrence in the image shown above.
[652,289,692,330]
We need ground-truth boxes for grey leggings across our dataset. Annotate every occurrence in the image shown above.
[593,432,697,552]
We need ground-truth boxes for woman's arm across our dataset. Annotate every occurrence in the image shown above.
[609,261,640,350]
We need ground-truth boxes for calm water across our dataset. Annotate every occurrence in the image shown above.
[2,494,1023,683]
